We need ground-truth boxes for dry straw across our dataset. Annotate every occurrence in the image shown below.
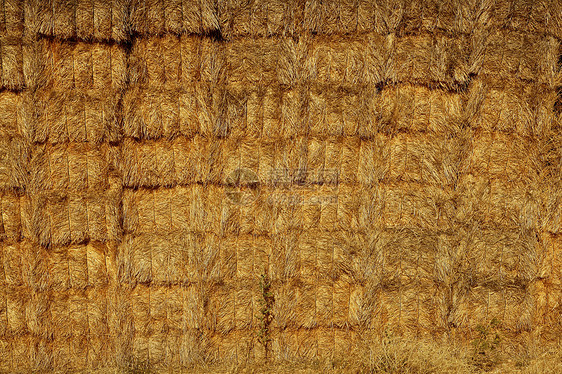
[1,0,562,372]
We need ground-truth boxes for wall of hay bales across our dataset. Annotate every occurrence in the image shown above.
[1,0,562,371]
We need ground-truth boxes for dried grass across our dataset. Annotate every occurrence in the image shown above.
[1,0,562,372]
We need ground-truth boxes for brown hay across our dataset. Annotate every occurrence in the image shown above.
[129,0,219,36]
[2,0,562,372]
[41,39,127,91]
[26,0,128,41]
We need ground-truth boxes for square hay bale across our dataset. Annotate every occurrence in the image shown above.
[234,235,259,281]
[234,281,256,330]
[302,0,360,35]
[356,135,390,186]
[0,36,25,90]
[272,281,316,330]
[124,85,223,139]
[0,137,27,190]
[461,227,538,287]
[530,278,562,342]
[307,34,381,87]
[226,37,280,86]
[488,0,562,39]
[118,233,198,285]
[207,330,254,364]
[537,233,562,285]
[309,86,378,137]
[129,35,223,88]
[0,191,25,242]
[357,0,473,35]
[271,230,300,282]
[206,283,236,334]
[466,79,557,136]
[479,30,559,85]
[451,286,532,334]
[385,133,463,186]
[389,34,470,87]
[130,284,154,337]
[378,84,463,134]
[261,87,283,139]
[316,326,334,357]
[375,229,440,285]
[0,91,24,139]
[457,176,542,230]
[47,242,115,290]
[122,186,225,235]
[30,89,121,144]
[270,328,310,361]
[376,280,442,337]
[28,0,128,41]
[28,185,121,247]
[1,242,26,288]
[0,36,42,91]
[41,40,127,91]
[377,182,456,230]
[129,0,219,35]
[219,0,304,38]
[5,285,31,337]
[462,131,543,184]
[1,241,49,291]
[29,143,116,193]
[0,0,24,38]
[121,137,227,187]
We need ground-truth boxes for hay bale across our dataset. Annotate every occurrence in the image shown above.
[457,176,542,230]
[0,0,24,38]
[305,34,385,88]
[462,131,544,182]
[0,191,25,242]
[0,36,44,91]
[118,233,207,285]
[129,35,224,88]
[478,30,560,85]
[28,143,117,193]
[375,182,456,231]
[488,0,562,39]
[378,84,463,134]
[123,85,224,139]
[460,226,538,286]
[129,0,219,36]
[0,137,28,190]
[376,281,443,337]
[27,0,128,41]
[218,0,489,37]
[0,92,24,139]
[27,181,121,247]
[29,89,121,144]
[451,286,533,334]
[389,34,470,87]
[465,78,558,136]
[219,0,303,38]
[0,36,25,90]
[305,86,379,138]
[41,39,127,91]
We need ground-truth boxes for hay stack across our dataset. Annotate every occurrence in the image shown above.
[1,0,562,371]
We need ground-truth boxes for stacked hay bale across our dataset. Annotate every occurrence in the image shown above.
[1,0,128,371]
[1,0,562,371]
[122,3,227,365]
[454,3,561,347]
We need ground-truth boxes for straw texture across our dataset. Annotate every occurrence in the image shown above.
[1,0,562,371]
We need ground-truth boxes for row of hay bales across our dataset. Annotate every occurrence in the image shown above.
[1,0,562,372]
[16,0,562,39]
